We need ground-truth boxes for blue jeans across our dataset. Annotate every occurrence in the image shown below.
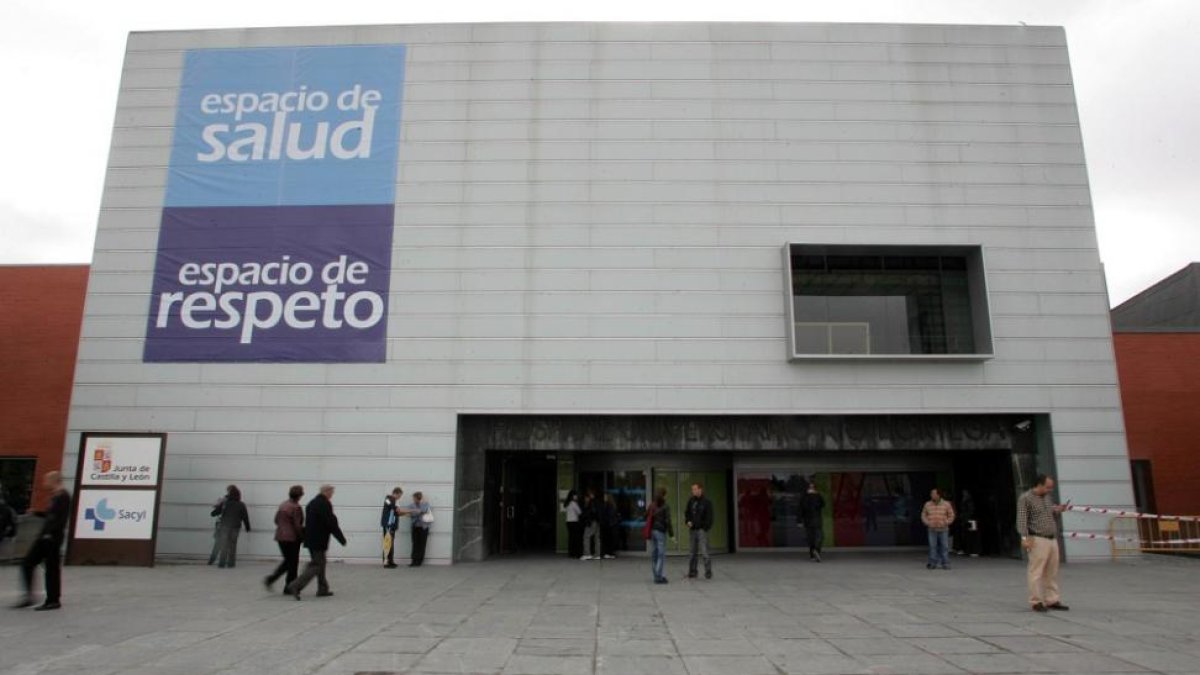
[927,529,949,567]
[651,530,667,581]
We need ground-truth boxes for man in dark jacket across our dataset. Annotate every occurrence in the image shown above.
[381,487,404,568]
[15,472,71,610]
[287,484,346,600]
[685,483,714,579]
[799,483,825,562]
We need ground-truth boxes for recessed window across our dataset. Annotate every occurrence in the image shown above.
[784,244,993,360]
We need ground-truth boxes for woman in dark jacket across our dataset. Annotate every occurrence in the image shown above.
[216,485,251,568]
[265,485,304,592]
[649,487,674,584]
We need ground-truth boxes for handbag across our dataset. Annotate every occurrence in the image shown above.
[421,507,435,524]
[642,505,655,540]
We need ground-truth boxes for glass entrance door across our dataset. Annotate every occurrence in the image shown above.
[651,469,729,553]
[578,469,649,554]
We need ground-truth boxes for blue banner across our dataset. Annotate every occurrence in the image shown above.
[145,45,406,363]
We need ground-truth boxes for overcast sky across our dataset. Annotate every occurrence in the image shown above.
[1,0,1195,306]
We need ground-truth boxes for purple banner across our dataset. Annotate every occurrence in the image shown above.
[144,205,393,362]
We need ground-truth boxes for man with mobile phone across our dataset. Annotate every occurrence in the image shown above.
[1016,474,1071,613]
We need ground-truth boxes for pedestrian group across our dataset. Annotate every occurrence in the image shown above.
[10,471,1071,614]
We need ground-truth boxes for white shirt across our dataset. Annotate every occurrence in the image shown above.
[565,501,581,523]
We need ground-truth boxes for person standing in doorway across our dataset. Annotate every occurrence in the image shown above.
[685,483,714,580]
[563,490,582,559]
[14,472,70,611]
[580,490,601,560]
[600,493,620,559]
[406,491,432,566]
[650,487,674,584]
[381,487,412,569]
[1018,474,1071,613]
[799,483,826,562]
[921,488,955,570]
[215,485,251,568]
[287,484,346,600]
[265,485,304,593]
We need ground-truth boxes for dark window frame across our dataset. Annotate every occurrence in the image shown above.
[783,243,995,361]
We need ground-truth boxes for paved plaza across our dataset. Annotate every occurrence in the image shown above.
[1,552,1198,675]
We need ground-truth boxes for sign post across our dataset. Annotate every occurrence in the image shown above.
[66,432,167,567]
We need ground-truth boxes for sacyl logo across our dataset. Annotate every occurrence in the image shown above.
[83,498,149,531]
[84,498,117,531]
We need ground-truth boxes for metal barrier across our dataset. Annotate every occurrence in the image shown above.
[1108,515,1200,559]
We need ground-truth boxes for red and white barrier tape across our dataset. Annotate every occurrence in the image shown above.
[1065,505,1199,522]
[1064,531,1200,545]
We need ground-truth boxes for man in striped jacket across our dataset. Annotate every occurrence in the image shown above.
[921,488,956,570]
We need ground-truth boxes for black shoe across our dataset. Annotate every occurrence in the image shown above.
[11,598,33,609]
[687,573,697,579]
[217,564,227,569]
[1046,603,1070,611]
[264,576,275,590]
[926,563,934,570]
[284,584,301,601]
[316,590,334,598]
[384,563,398,569]
[1032,603,1048,613]
[940,565,950,570]
[705,570,712,579]
[35,601,61,611]
[653,578,668,584]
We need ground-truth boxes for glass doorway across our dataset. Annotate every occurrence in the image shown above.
[651,469,730,553]
[578,469,649,553]
[497,454,558,554]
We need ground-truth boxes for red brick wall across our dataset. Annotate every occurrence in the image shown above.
[1114,332,1200,516]
[0,265,88,510]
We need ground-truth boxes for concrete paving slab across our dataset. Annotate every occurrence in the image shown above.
[1,552,1197,675]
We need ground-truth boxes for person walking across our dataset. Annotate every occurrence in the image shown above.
[215,485,251,568]
[15,472,71,611]
[286,485,346,600]
[1017,474,1071,613]
[799,483,825,562]
[405,491,432,566]
[649,487,674,584]
[563,490,582,559]
[685,483,714,579]
[921,488,955,570]
[264,485,304,593]
[580,491,601,560]
[600,493,620,559]
[381,487,411,569]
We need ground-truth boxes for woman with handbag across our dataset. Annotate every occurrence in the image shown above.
[406,491,433,566]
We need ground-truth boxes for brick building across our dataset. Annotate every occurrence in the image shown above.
[1112,263,1200,516]
[0,265,88,512]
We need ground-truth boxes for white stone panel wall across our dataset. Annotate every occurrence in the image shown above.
[68,22,1131,562]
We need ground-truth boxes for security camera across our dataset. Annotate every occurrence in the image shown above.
[1014,420,1032,432]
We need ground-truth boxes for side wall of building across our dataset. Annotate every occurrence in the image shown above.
[1,265,88,511]
[69,23,1131,562]
[1114,332,1200,515]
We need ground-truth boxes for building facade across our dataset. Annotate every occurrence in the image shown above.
[67,22,1132,563]
[1112,263,1200,517]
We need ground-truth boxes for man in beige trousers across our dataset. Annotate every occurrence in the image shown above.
[1016,474,1071,613]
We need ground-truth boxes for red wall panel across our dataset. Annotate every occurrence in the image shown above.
[1114,332,1200,516]
[0,265,88,510]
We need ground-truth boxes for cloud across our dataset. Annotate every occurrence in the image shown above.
[0,203,95,264]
